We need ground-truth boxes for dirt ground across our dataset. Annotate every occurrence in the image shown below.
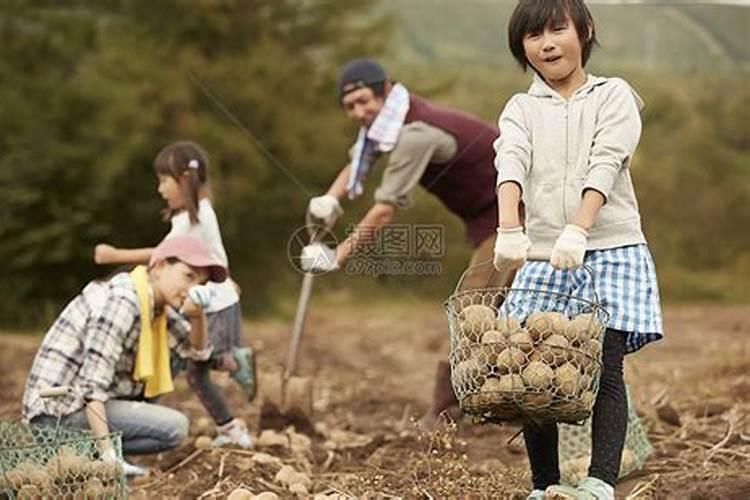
[1,301,748,499]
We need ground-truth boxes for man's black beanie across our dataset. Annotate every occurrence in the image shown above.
[338,58,388,100]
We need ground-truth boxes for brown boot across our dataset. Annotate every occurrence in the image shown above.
[417,361,459,431]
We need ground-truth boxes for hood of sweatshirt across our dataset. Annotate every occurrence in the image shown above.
[528,73,645,111]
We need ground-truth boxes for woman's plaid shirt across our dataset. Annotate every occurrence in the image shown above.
[22,272,197,422]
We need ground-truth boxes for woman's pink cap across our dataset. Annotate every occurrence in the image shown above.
[149,235,227,282]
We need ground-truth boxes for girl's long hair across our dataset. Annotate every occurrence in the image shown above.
[153,141,210,224]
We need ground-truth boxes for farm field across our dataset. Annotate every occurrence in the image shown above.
[1,302,748,499]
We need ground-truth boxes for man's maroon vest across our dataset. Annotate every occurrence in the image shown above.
[404,94,499,248]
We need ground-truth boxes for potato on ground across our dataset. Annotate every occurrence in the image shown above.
[251,493,280,500]
[227,488,254,500]
[621,448,636,472]
[194,435,213,449]
[191,416,215,437]
[289,482,309,495]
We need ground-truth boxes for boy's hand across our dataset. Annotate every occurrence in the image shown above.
[493,227,531,273]
[551,224,588,270]
[94,244,117,264]
[181,285,213,317]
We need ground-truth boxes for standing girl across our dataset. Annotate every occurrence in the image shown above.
[95,141,256,449]
[492,1,663,499]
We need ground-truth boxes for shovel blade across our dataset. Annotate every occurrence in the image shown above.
[258,373,315,435]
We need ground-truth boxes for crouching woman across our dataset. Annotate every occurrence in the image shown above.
[22,235,227,474]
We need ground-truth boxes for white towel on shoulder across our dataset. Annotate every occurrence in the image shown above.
[346,83,410,199]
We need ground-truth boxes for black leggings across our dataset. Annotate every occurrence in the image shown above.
[186,359,233,426]
[523,329,628,489]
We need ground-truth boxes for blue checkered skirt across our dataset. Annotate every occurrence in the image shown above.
[500,245,663,354]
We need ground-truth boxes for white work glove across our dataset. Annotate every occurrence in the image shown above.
[307,194,343,227]
[550,224,589,270]
[187,285,214,308]
[300,243,339,273]
[102,447,148,477]
[493,227,531,274]
[181,285,214,316]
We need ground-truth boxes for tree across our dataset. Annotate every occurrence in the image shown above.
[0,0,391,326]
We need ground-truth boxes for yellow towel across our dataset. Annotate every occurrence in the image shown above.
[131,265,173,398]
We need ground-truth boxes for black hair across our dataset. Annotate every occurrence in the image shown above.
[153,141,210,224]
[508,0,598,72]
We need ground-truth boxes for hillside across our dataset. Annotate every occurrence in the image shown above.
[385,0,750,73]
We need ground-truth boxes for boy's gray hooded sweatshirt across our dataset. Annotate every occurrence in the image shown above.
[494,74,647,258]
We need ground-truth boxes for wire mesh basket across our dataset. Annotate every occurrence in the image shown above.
[445,262,609,425]
[1,391,126,499]
[559,387,652,485]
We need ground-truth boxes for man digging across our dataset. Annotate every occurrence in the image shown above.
[300,59,515,429]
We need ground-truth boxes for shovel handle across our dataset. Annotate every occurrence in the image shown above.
[284,271,315,379]
[284,215,333,378]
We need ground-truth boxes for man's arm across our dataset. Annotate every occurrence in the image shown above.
[333,123,454,265]
[334,202,396,264]
[326,164,351,200]
[307,164,350,228]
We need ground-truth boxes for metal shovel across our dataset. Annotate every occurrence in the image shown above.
[259,222,329,435]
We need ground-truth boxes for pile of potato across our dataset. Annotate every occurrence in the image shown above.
[1,446,121,499]
[451,305,605,422]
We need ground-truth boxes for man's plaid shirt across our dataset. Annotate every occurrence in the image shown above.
[22,272,199,422]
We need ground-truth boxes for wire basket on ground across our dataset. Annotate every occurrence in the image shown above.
[0,421,126,499]
[559,387,652,485]
[445,264,609,425]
